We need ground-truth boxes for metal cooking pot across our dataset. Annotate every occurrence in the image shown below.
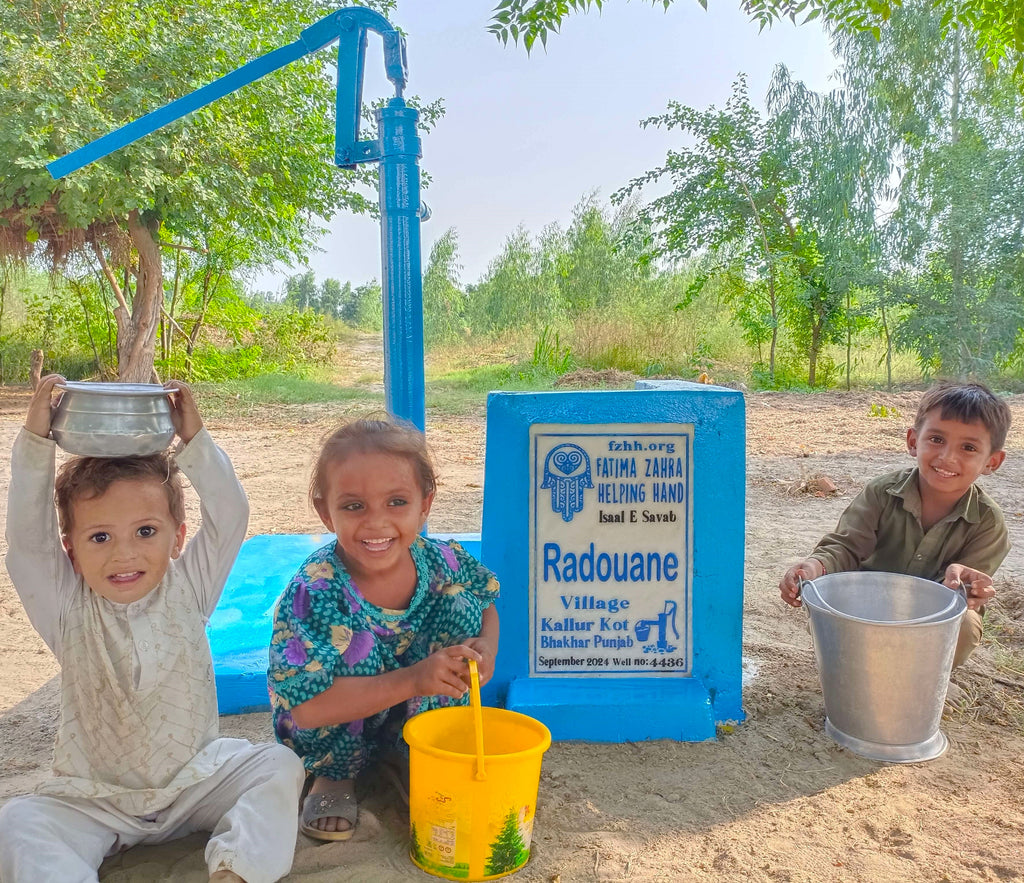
[50,381,175,457]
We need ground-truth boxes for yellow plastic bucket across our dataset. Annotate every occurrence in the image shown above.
[404,664,551,880]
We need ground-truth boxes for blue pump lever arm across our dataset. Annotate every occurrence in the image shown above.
[47,39,307,179]
[47,6,405,180]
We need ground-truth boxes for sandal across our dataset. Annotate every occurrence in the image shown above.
[300,776,358,842]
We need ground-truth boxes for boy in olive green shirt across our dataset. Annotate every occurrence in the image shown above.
[780,382,1011,667]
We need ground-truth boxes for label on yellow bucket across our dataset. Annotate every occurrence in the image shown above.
[418,792,459,871]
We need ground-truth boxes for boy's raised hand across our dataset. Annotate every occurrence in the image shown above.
[779,557,826,607]
[943,563,996,610]
[25,374,66,439]
[164,380,203,444]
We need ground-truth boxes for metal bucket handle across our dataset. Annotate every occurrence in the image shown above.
[799,576,963,626]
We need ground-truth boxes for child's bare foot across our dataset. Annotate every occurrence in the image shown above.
[300,776,357,840]
[210,870,245,883]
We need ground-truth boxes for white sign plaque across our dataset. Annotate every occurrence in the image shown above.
[529,423,694,677]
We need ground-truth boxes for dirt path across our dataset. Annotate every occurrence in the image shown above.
[0,381,1022,882]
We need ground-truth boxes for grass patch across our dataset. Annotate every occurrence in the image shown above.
[425,387,489,417]
[426,361,563,416]
[428,364,516,393]
[820,341,925,389]
[426,338,519,377]
[193,352,568,423]
[194,373,382,421]
[419,314,965,394]
[430,362,565,393]
[426,334,599,415]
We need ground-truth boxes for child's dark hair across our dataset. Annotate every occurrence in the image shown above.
[310,417,438,506]
[54,453,185,536]
[915,382,1012,451]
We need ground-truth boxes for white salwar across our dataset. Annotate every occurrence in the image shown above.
[0,429,304,883]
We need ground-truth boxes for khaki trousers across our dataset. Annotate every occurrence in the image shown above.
[953,607,984,669]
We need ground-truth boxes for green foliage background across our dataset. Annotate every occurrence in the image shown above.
[1,0,1023,395]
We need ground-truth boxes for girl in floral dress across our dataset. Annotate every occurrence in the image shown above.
[268,418,499,841]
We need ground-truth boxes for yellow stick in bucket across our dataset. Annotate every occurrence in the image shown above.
[468,659,487,781]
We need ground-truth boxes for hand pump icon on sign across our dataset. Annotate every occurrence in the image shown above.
[634,600,679,653]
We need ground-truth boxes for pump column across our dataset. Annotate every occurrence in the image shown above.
[377,97,426,431]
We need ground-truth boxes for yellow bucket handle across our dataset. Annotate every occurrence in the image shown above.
[468,659,487,781]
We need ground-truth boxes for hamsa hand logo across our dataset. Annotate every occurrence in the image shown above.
[541,443,592,522]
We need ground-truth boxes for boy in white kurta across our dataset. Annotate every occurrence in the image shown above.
[0,376,304,883]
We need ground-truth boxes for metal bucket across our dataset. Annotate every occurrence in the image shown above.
[801,572,966,763]
[51,381,175,457]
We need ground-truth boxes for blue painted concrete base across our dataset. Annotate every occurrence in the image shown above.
[505,677,716,742]
[209,532,483,715]
[208,534,330,714]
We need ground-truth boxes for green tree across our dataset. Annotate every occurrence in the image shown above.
[333,281,358,324]
[554,193,648,313]
[422,227,467,345]
[281,273,352,321]
[157,229,271,380]
[839,2,1024,377]
[351,280,384,331]
[487,0,1024,63]
[177,251,240,380]
[284,270,320,313]
[616,75,801,379]
[467,226,564,334]
[0,0,393,381]
[767,65,892,387]
[319,277,344,320]
[485,809,528,876]
[12,270,115,379]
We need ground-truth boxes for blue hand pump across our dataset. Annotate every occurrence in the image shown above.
[48,7,427,431]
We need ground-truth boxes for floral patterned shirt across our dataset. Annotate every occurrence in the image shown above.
[269,536,498,721]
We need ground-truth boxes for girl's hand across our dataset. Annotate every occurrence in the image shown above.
[411,645,483,700]
[164,380,203,444]
[25,374,65,438]
[463,636,496,686]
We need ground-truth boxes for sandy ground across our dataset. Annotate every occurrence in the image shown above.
[1,358,1023,882]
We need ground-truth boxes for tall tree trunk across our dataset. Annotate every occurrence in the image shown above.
[184,263,223,380]
[845,289,852,391]
[879,282,893,391]
[72,281,103,376]
[165,248,184,363]
[809,319,820,387]
[119,210,163,382]
[0,267,8,340]
[30,350,43,390]
[739,180,779,379]
[948,29,966,378]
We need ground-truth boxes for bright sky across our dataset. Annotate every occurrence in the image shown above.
[254,0,839,294]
